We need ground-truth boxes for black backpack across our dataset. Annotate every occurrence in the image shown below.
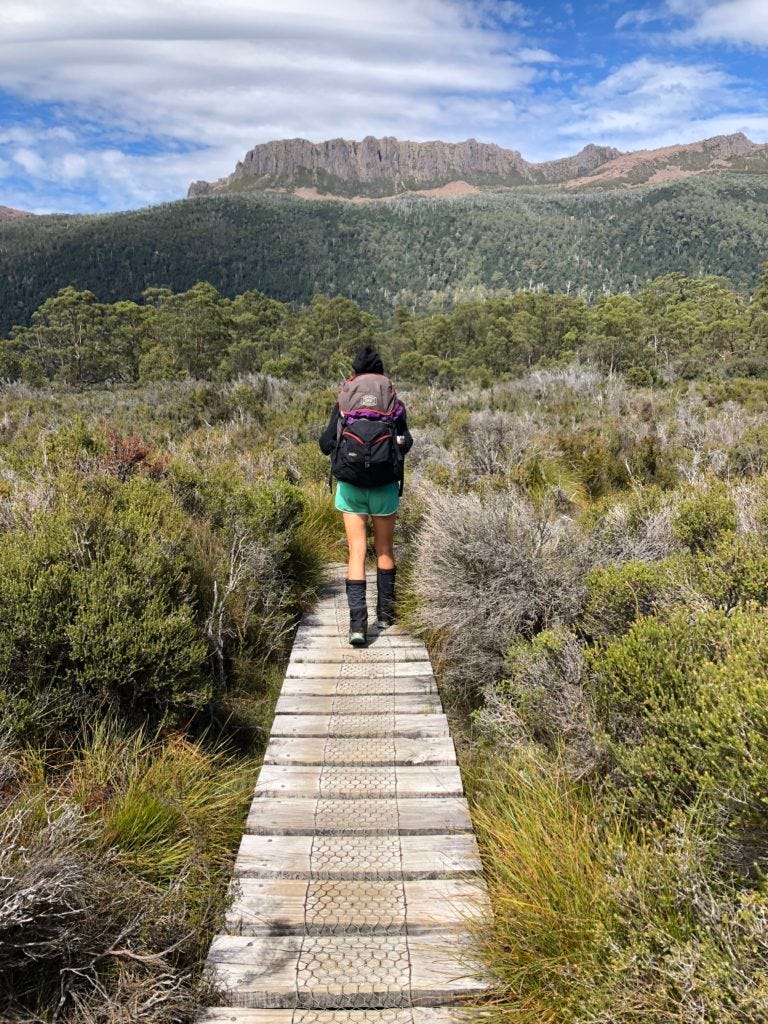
[330,373,404,492]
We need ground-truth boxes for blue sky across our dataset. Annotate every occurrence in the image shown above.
[1,0,767,214]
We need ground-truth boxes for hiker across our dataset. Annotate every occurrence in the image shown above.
[319,345,413,646]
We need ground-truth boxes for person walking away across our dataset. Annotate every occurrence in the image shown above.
[319,346,413,646]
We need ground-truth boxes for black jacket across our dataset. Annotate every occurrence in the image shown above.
[319,402,414,457]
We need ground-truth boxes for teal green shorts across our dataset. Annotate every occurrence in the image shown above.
[334,480,400,517]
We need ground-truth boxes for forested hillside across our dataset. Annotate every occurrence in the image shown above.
[2,172,768,334]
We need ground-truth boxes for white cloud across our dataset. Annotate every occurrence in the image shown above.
[683,0,768,46]
[0,0,550,208]
[13,147,46,174]
[552,57,763,153]
[615,8,663,30]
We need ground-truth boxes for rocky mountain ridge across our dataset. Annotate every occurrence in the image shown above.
[188,132,768,199]
[0,205,33,221]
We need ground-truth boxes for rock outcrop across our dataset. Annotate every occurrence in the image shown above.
[564,132,768,189]
[188,136,621,197]
[188,132,767,199]
[0,205,33,221]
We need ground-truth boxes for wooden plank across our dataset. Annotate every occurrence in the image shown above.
[207,932,486,1008]
[263,736,458,766]
[206,935,301,1009]
[224,879,487,935]
[293,631,423,646]
[274,694,441,717]
[269,715,450,738]
[285,662,434,679]
[408,932,488,1003]
[294,624,413,638]
[254,765,463,799]
[233,833,483,880]
[199,1009,475,1023]
[401,834,483,878]
[278,677,438,697]
[290,648,430,663]
[245,798,473,836]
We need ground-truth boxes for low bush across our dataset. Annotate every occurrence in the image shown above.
[686,533,768,611]
[588,607,768,858]
[476,629,600,779]
[580,558,676,638]
[597,819,768,1024]
[672,483,738,552]
[587,485,677,564]
[410,486,590,699]
[0,476,210,743]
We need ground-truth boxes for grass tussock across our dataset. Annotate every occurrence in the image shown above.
[472,753,768,1024]
[472,753,610,1024]
[0,725,252,1021]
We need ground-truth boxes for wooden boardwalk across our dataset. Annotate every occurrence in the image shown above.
[201,568,489,1023]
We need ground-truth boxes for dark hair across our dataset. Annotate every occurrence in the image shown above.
[352,345,385,375]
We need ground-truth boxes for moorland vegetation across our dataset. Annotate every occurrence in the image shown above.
[2,269,768,1020]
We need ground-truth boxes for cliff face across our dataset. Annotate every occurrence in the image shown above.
[187,136,621,197]
[188,133,768,199]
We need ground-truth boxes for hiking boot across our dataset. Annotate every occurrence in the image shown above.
[376,567,396,629]
[345,578,368,646]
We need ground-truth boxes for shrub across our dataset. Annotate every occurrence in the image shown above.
[0,477,210,742]
[410,486,590,698]
[624,365,653,387]
[598,819,768,1024]
[580,558,676,638]
[587,485,677,564]
[587,607,768,856]
[476,629,600,778]
[672,484,738,552]
[687,533,768,610]
[459,410,541,479]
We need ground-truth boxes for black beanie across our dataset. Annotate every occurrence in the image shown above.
[352,346,385,375]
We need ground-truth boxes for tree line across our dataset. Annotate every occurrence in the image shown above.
[2,266,768,386]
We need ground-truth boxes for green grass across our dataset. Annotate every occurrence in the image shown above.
[470,750,611,1023]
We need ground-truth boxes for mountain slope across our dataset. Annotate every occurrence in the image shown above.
[2,174,768,335]
[0,205,33,222]
[188,133,768,198]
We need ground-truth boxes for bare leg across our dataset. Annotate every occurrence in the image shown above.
[342,512,369,580]
[372,514,396,570]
